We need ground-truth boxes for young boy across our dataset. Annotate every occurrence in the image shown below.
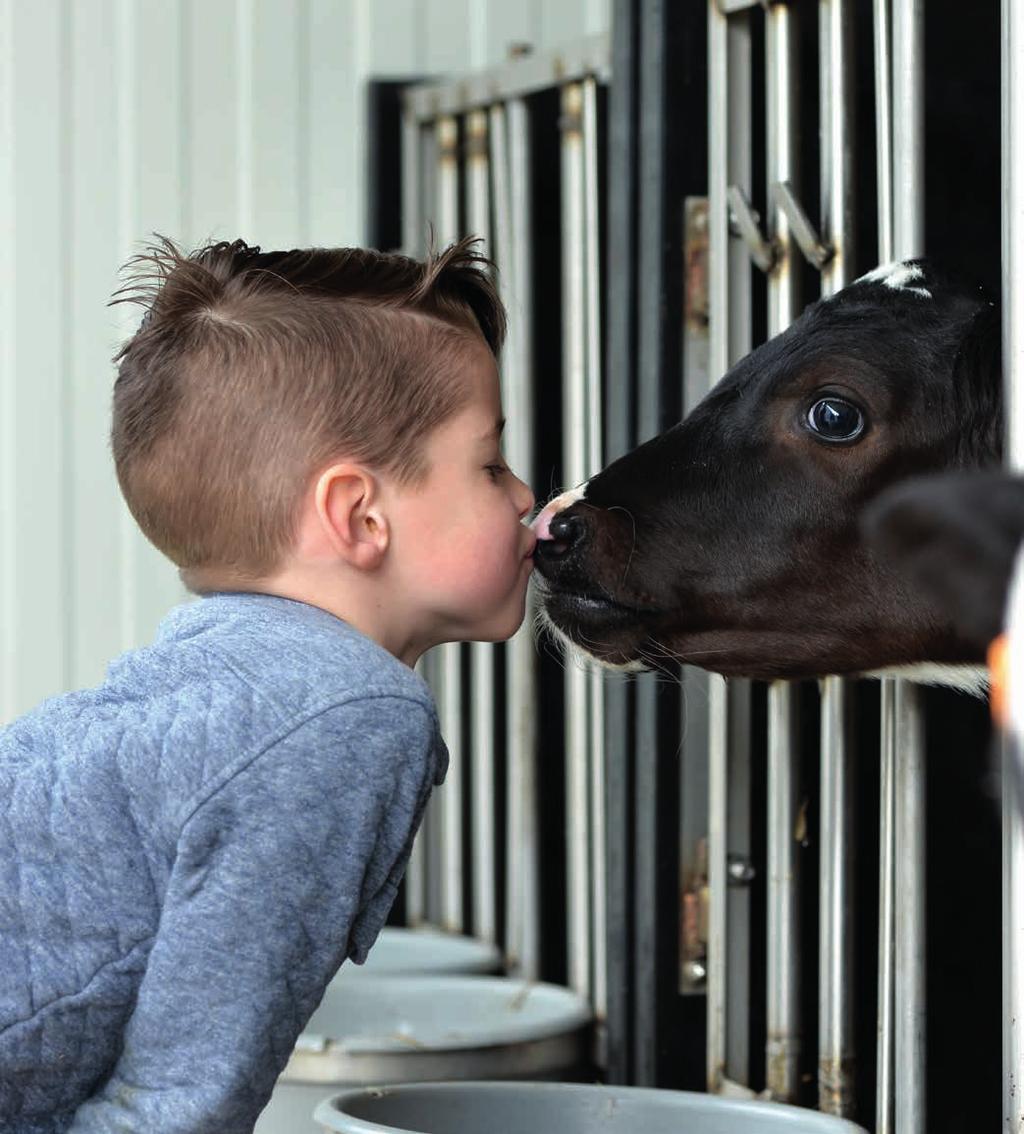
[0,236,535,1133]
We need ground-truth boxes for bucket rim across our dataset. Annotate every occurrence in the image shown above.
[306,978,593,1054]
[312,1080,871,1134]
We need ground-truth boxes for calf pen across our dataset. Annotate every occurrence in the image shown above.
[389,2,1015,1131]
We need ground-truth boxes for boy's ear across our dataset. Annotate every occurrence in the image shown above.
[315,463,389,569]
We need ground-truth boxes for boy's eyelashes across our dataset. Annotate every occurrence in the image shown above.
[485,462,509,480]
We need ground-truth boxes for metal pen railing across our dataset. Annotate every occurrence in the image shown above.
[402,33,611,1005]
[706,1,929,1129]
[400,8,1013,1129]
[1002,1,1024,1129]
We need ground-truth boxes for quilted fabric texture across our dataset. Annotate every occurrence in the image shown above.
[0,593,447,1133]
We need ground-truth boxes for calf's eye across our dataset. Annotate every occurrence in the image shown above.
[806,397,865,443]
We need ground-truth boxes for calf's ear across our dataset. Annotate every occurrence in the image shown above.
[951,299,1003,464]
[862,471,1024,650]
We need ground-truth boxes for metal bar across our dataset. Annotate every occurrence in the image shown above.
[465,108,497,946]
[818,0,857,1117]
[561,80,593,1002]
[765,0,802,1104]
[891,4,926,1130]
[724,13,756,1087]
[634,0,678,1083]
[402,109,426,927]
[489,100,519,964]
[766,681,802,1101]
[508,95,540,980]
[1002,2,1024,1128]
[417,119,443,928]
[892,0,925,259]
[874,0,894,264]
[894,680,926,1133]
[492,96,540,978]
[582,73,608,1031]
[402,113,423,258]
[876,677,897,1134]
[874,1,897,1126]
[604,0,639,1082]
[771,180,833,270]
[708,3,755,1092]
[405,34,610,121]
[726,185,777,273]
[819,679,856,1114]
[726,16,753,371]
[706,0,730,1093]
[435,113,464,934]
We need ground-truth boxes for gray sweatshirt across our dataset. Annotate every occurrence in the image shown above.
[0,592,447,1133]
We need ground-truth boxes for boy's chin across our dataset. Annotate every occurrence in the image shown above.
[467,601,529,644]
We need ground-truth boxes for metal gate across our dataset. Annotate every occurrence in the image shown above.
[398,1,1016,1131]
[400,36,612,1061]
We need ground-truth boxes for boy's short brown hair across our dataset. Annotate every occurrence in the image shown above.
[111,235,506,591]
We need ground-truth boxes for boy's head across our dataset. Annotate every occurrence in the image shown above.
[111,235,508,594]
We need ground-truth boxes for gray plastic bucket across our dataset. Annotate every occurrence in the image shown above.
[254,978,591,1134]
[313,1081,870,1134]
[331,928,502,981]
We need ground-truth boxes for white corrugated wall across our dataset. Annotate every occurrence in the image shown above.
[0,0,609,723]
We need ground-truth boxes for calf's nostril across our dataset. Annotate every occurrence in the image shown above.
[548,511,585,548]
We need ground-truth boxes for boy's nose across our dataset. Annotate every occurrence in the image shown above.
[515,475,535,519]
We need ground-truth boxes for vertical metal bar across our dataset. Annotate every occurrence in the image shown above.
[402,110,423,258]
[766,682,801,1101]
[892,0,925,258]
[583,73,608,1030]
[466,108,497,946]
[894,679,926,1133]
[724,16,755,1086]
[1002,2,1024,1127]
[509,96,540,979]
[891,4,926,1130]
[874,1,897,1126]
[490,100,520,961]
[561,80,593,1002]
[708,2,755,1093]
[876,677,897,1134]
[819,678,856,1114]
[402,107,426,927]
[765,0,802,1104]
[706,0,730,1093]
[495,96,541,979]
[873,0,894,265]
[417,118,444,929]
[435,112,464,934]
[605,0,639,1082]
[818,0,857,1117]
[727,17,754,370]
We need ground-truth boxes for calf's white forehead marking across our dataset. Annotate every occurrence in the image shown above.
[531,482,588,540]
[548,484,587,512]
[853,260,932,299]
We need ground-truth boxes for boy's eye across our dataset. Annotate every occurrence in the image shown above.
[486,463,508,480]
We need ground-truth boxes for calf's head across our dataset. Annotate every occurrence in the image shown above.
[533,262,1001,681]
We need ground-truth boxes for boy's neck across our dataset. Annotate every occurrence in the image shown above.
[242,567,426,669]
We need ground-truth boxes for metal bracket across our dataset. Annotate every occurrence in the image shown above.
[726,185,778,273]
[771,179,835,270]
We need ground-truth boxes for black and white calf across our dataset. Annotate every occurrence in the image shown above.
[532,261,1002,690]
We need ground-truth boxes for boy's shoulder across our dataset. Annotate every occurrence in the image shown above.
[0,592,443,848]
[148,591,436,721]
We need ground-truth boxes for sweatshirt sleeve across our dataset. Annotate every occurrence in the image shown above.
[67,695,441,1134]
